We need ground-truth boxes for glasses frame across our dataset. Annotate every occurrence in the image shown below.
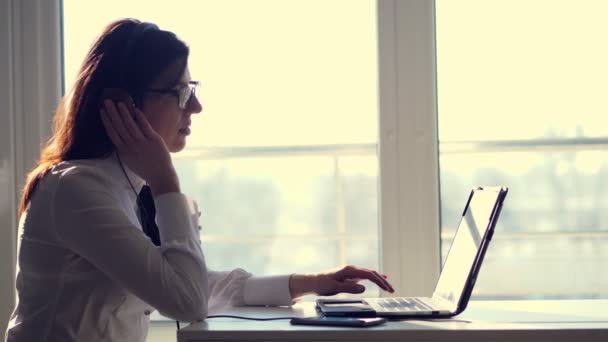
[145,81,200,109]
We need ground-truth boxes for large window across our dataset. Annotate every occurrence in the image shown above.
[9,2,604,341]
[436,0,608,299]
[63,0,380,298]
[61,0,608,308]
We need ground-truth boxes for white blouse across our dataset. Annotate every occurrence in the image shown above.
[5,153,293,342]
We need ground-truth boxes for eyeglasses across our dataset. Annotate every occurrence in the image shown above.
[145,81,200,109]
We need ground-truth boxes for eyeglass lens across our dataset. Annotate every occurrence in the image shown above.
[179,83,198,109]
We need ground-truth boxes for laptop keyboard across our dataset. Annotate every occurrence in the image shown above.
[376,297,434,311]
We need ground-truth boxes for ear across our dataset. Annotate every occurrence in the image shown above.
[101,88,137,114]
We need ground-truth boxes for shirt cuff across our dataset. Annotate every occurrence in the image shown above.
[243,275,293,306]
[154,192,197,243]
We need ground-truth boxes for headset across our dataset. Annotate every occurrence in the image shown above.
[101,21,158,112]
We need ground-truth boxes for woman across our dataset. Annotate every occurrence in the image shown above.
[5,19,394,342]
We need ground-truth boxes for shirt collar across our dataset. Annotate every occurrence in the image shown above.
[107,152,146,193]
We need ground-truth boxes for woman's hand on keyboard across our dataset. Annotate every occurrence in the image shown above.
[289,265,395,298]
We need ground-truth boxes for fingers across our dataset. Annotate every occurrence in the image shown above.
[100,108,124,147]
[337,265,395,293]
[336,282,366,294]
[117,102,145,142]
[101,100,154,151]
[133,107,158,139]
[101,100,137,149]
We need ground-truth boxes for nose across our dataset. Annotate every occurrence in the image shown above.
[187,94,203,114]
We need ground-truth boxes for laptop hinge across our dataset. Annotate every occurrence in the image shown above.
[430,294,456,311]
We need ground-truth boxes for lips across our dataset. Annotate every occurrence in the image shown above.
[178,120,192,135]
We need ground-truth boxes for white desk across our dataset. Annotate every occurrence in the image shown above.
[178,300,608,342]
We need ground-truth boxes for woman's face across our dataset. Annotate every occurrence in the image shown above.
[141,59,202,153]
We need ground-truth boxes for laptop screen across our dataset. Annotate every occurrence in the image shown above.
[432,187,504,309]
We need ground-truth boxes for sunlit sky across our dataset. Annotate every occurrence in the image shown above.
[436,0,608,141]
[63,0,378,149]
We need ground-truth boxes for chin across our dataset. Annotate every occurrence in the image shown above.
[169,144,186,153]
[168,140,187,153]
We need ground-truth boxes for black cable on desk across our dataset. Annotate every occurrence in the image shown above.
[207,315,298,321]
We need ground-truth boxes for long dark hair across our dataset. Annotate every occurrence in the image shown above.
[18,18,189,218]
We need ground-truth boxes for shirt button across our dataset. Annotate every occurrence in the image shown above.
[144,310,151,315]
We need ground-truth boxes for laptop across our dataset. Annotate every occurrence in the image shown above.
[317,186,508,318]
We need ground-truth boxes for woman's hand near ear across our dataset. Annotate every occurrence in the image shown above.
[100,100,180,196]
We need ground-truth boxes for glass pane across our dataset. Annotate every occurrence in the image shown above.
[63,0,378,147]
[436,0,608,299]
[436,0,608,142]
[173,154,379,298]
[439,150,608,298]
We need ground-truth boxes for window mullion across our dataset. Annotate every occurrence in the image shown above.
[378,0,441,297]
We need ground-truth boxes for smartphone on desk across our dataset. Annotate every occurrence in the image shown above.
[290,316,386,328]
